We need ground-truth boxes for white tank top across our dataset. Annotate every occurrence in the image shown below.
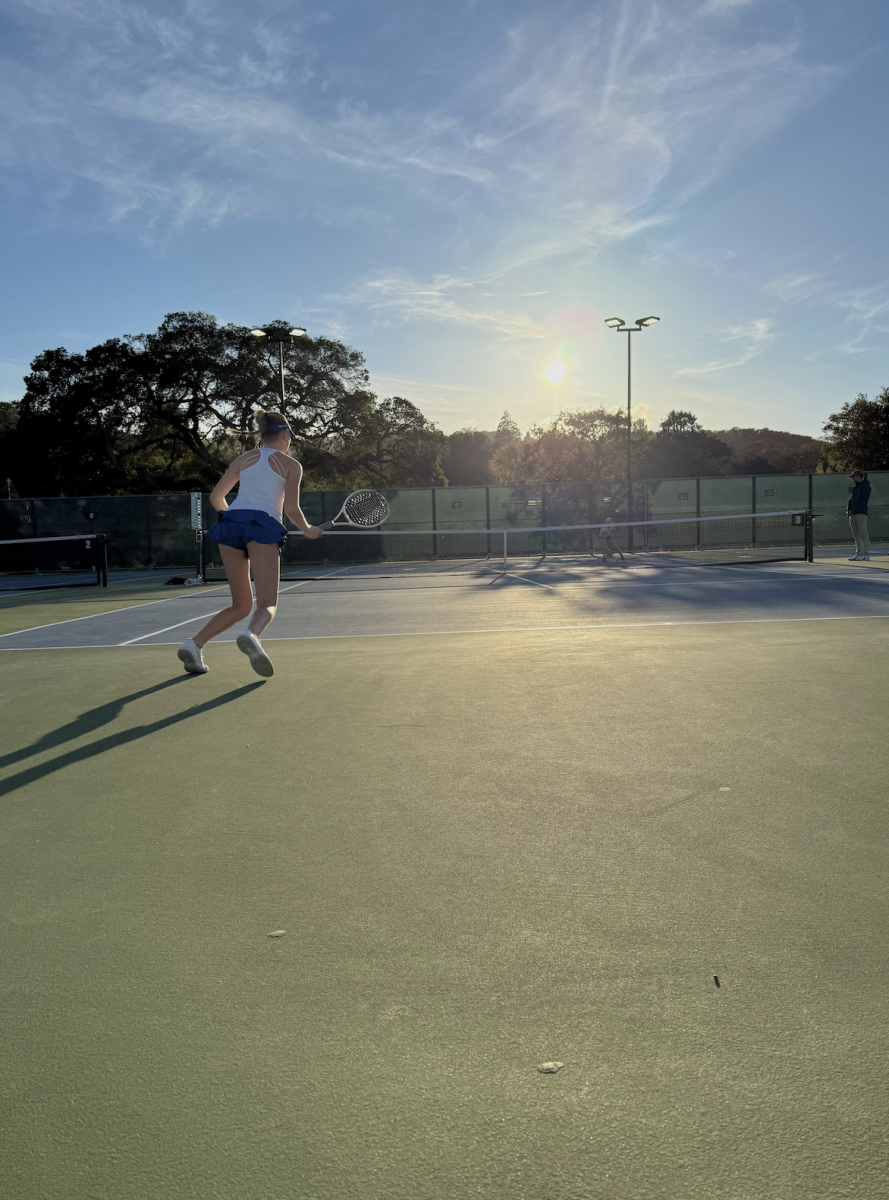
[228,448,289,521]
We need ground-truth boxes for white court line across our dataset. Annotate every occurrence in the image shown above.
[500,571,557,590]
[119,566,359,643]
[277,564,365,593]
[0,584,230,640]
[119,609,230,645]
[5,610,889,652]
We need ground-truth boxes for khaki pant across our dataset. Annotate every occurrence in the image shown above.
[849,512,870,556]
[603,538,624,560]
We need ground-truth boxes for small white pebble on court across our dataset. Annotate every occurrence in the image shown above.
[267,930,287,937]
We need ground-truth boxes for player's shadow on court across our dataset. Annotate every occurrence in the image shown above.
[0,681,264,799]
[0,676,195,772]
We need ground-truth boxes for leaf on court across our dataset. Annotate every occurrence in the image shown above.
[267,930,288,937]
[537,1061,564,1074]
[719,787,731,792]
[381,1005,409,1021]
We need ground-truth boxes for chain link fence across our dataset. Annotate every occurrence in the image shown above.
[1,472,885,570]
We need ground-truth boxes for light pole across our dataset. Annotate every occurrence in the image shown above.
[249,325,307,408]
[604,316,659,544]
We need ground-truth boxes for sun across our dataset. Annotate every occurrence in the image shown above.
[545,359,566,384]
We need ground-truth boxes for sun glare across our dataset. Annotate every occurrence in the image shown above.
[545,359,566,384]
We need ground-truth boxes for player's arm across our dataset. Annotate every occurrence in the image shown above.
[278,455,322,539]
[209,452,253,512]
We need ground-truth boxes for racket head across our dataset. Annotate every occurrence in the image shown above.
[319,489,390,530]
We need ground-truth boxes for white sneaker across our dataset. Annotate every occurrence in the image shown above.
[848,554,861,560]
[236,631,274,677]
[178,638,208,674]
[859,555,870,561]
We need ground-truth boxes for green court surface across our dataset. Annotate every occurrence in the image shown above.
[2,621,888,1199]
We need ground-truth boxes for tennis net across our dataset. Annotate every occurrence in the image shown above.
[0,534,109,591]
[201,511,809,581]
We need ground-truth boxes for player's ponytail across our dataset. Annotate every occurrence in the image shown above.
[253,408,288,445]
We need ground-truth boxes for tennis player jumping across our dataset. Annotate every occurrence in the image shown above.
[177,409,322,678]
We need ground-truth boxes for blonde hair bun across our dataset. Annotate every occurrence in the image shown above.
[253,409,287,435]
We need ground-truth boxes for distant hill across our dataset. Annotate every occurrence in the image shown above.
[710,427,824,474]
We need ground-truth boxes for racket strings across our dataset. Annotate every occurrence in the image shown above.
[342,490,390,527]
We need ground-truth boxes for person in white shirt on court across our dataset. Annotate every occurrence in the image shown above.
[177,409,322,678]
[598,517,624,563]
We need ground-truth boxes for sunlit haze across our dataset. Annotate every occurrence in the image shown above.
[1,1,888,437]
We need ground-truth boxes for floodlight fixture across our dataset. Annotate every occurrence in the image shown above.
[637,316,660,327]
[604,317,625,328]
[248,324,308,405]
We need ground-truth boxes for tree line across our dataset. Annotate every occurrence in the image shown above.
[0,311,886,498]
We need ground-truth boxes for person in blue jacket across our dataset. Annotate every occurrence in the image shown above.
[847,470,871,561]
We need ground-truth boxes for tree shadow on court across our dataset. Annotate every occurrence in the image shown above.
[0,682,264,799]
[0,675,197,772]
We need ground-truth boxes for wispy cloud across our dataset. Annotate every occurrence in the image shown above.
[832,288,889,355]
[762,273,830,304]
[0,0,842,269]
[701,0,764,13]
[675,316,775,377]
[344,273,547,341]
[761,271,889,357]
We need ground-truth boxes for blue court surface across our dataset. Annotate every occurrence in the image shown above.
[2,559,889,653]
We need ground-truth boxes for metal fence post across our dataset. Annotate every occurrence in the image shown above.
[541,484,547,556]
[485,486,491,558]
[431,487,437,558]
[752,476,757,544]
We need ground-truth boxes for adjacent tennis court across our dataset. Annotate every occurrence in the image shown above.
[2,553,888,1200]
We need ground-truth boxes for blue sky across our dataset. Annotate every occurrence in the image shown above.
[1,0,887,437]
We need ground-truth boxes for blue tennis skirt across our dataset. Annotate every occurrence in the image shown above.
[205,509,287,553]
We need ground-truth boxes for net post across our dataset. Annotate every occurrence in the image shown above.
[502,529,508,572]
[190,491,204,582]
[806,511,814,562]
[98,534,108,587]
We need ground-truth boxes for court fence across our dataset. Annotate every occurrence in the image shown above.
[0,472,885,570]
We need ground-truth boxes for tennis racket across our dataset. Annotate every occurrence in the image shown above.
[318,490,390,531]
